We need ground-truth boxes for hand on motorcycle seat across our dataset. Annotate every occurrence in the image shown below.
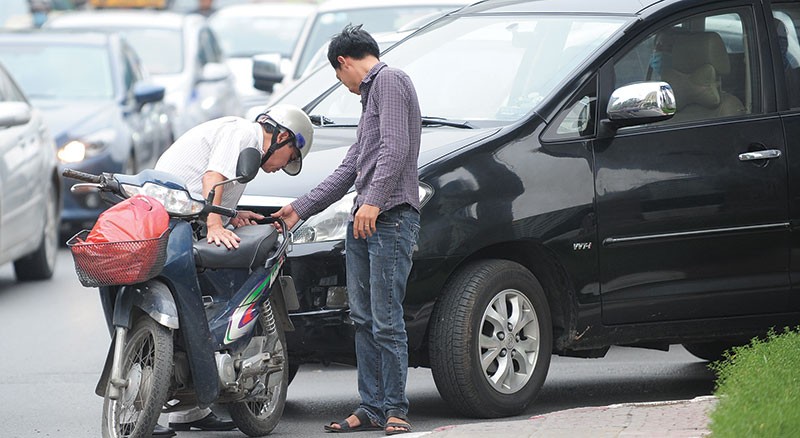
[207,222,241,249]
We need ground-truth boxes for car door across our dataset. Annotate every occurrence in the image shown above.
[0,68,42,254]
[594,4,791,324]
[195,27,239,119]
[120,42,161,169]
[770,1,800,311]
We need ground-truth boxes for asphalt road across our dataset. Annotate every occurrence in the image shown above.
[0,249,716,438]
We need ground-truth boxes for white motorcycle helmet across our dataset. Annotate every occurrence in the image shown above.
[255,104,314,176]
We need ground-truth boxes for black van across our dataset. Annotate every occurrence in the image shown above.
[241,0,800,418]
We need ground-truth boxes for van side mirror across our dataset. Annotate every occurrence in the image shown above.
[599,81,676,138]
[236,147,262,183]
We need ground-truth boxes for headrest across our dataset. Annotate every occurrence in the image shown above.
[661,64,720,109]
[670,32,730,75]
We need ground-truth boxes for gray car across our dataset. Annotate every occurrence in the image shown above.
[0,62,60,281]
[46,9,242,138]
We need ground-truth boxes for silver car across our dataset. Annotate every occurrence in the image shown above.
[0,63,60,281]
[46,9,242,138]
[208,2,315,113]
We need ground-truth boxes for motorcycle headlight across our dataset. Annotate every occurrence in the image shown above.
[57,128,116,163]
[121,182,204,216]
[293,183,434,244]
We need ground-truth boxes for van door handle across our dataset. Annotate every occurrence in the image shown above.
[738,149,782,161]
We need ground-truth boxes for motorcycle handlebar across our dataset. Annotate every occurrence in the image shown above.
[208,204,238,218]
[62,169,102,184]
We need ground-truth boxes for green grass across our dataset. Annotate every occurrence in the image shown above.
[709,328,800,437]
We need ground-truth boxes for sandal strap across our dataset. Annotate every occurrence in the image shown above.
[351,408,376,427]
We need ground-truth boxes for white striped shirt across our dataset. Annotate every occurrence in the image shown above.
[155,117,264,217]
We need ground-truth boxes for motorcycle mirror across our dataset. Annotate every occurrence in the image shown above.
[236,147,261,184]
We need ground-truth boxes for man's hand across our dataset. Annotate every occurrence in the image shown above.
[230,210,264,228]
[353,204,380,239]
[271,204,301,232]
[207,222,241,249]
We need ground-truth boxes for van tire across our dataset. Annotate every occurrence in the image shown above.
[429,259,552,418]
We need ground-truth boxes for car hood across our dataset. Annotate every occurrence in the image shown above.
[241,126,499,203]
[32,99,118,144]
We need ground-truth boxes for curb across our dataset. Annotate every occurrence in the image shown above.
[410,396,718,437]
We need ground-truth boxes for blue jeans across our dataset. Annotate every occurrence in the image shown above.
[346,204,420,424]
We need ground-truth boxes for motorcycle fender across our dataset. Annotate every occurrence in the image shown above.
[274,275,298,332]
[111,282,179,330]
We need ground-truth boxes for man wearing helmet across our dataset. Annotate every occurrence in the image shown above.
[149,104,313,435]
[155,104,313,250]
[272,24,421,436]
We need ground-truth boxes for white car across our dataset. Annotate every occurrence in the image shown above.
[0,62,60,281]
[208,2,315,113]
[275,0,470,93]
[46,9,242,138]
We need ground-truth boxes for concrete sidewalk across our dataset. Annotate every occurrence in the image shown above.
[409,396,717,438]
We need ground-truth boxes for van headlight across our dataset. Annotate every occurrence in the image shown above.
[293,183,433,244]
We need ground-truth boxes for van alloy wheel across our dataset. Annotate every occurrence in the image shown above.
[430,259,553,418]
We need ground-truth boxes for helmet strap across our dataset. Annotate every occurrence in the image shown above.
[261,129,294,166]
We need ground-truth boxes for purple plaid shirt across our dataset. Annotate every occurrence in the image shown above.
[292,62,422,220]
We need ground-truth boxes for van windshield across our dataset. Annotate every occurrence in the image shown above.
[306,14,627,127]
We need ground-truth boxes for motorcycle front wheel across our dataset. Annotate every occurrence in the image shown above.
[102,316,173,438]
[228,300,289,437]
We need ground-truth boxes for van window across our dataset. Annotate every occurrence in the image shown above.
[613,9,756,124]
[771,4,800,109]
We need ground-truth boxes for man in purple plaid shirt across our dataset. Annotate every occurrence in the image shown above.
[272,24,421,435]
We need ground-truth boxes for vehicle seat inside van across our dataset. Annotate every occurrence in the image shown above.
[660,31,746,123]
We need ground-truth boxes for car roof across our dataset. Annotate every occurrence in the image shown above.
[462,0,666,15]
[211,2,316,18]
[316,0,470,13]
[0,29,115,46]
[45,9,202,30]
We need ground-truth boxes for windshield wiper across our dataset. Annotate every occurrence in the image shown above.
[309,114,334,126]
[421,116,475,129]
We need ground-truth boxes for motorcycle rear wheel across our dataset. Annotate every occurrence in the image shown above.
[228,307,288,437]
[102,316,173,438]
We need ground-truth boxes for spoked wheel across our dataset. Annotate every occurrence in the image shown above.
[102,317,173,438]
[228,298,289,437]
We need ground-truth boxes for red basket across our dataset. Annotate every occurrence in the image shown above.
[67,229,170,287]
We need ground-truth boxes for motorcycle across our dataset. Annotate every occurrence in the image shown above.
[63,148,297,437]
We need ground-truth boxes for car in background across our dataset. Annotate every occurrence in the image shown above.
[264,0,469,94]
[168,0,250,14]
[0,62,60,281]
[0,0,35,28]
[0,31,170,234]
[208,2,315,113]
[239,0,800,419]
[297,9,451,80]
[46,9,241,137]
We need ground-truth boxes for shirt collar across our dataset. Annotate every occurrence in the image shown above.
[359,62,387,93]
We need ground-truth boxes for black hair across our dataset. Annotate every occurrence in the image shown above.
[327,24,380,69]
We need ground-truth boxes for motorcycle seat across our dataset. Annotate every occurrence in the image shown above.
[193,224,278,270]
